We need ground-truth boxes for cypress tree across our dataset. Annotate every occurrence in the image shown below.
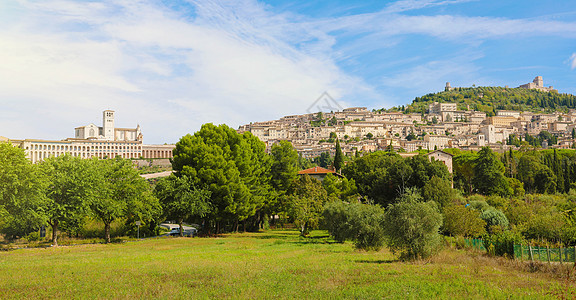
[553,149,564,193]
[334,139,344,173]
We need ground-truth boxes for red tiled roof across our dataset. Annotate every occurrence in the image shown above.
[298,166,334,175]
[298,166,344,178]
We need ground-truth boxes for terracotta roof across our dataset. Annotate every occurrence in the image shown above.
[298,166,344,178]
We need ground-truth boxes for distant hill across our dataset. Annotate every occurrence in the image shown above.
[389,86,576,116]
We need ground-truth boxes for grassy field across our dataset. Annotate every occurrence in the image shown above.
[0,230,574,299]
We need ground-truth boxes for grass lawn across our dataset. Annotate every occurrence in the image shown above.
[0,230,573,299]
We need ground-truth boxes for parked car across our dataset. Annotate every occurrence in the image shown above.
[169,227,197,237]
[183,228,197,237]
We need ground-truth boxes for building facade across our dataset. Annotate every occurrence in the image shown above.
[6,110,174,163]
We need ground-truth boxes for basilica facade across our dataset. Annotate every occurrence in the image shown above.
[6,110,174,163]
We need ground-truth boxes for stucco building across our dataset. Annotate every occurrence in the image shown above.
[6,110,174,163]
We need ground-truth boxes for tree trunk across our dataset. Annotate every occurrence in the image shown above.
[50,220,58,246]
[104,222,111,243]
[179,219,184,237]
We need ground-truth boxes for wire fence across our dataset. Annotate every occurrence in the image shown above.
[463,238,486,251]
[460,238,576,264]
[514,244,576,264]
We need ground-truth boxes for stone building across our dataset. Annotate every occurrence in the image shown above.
[6,110,174,163]
[428,150,454,173]
[518,76,557,92]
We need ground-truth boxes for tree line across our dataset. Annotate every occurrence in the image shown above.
[4,125,576,259]
[0,142,160,245]
[405,86,576,115]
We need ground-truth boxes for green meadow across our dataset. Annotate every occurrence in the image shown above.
[0,230,573,299]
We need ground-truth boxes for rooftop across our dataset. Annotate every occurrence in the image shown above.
[298,166,344,178]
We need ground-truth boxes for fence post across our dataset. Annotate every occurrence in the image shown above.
[560,246,563,264]
[538,246,541,261]
[547,246,550,264]
[520,244,523,260]
[529,245,534,262]
[574,246,576,267]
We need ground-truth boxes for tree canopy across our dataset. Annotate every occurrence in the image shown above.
[172,123,270,232]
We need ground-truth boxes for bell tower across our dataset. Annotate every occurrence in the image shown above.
[103,110,115,140]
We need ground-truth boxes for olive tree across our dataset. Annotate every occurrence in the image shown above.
[322,201,386,250]
[383,188,443,260]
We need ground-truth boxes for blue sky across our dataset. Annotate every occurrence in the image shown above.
[1,0,575,144]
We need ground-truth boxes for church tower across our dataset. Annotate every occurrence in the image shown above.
[103,110,115,140]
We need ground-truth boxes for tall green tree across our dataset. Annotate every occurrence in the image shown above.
[40,155,97,246]
[172,124,268,232]
[343,152,401,205]
[322,173,358,201]
[235,132,271,231]
[334,139,344,173]
[517,154,556,193]
[90,157,155,243]
[0,143,46,239]
[552,149,564,193]
[313,152,333,168]
[270,141,299,193]
[155,175,211,236]
[422,176,455,208]
[268,141,299,225]
[473,147,510,196]
[288,175,328,236]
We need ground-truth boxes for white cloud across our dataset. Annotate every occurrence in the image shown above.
[570,53,576,69]
[384,0,476,13]
[0,0,374,143]
[318,10,576,41]
[1,0,575,143]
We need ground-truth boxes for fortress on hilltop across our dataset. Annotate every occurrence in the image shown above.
[518,76,557,92]
[446,76,557,93]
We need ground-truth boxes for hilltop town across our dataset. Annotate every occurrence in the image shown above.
[238,77,575,158]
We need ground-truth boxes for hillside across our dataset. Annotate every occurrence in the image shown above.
[393,86,576,116]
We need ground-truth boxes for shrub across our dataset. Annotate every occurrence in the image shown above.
[24,231,41,242]
[322,201,386,250]
[348,203,386,251]
[483,230,523,257]
[468,200,489,212]
[442,204,486,237]
[486,195,508,211]
[522,213,564,241]
[455,235,466,249]
[383,195,443,261]
[322,201,353,243]
[480,208,509,232]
